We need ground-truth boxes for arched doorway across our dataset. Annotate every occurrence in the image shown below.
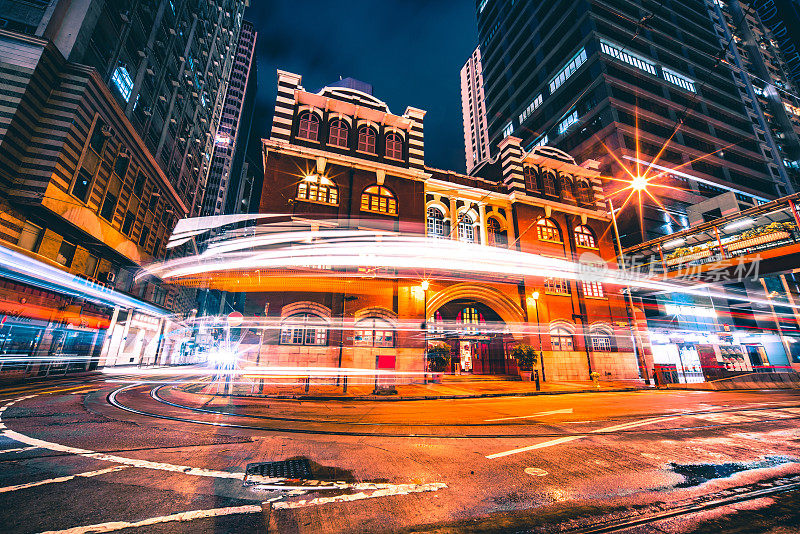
[428,299,513,375]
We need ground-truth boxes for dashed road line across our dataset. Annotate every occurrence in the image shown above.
[484,408,573,422]
[0,466,129,493]
[486,436,584,459]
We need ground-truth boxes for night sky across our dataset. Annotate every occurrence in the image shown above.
[244,1,478,173]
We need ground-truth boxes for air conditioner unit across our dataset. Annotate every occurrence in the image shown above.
[118,148,130,158]
[120,11,130,23]
[101,125,114,137]
[104,271,116,283]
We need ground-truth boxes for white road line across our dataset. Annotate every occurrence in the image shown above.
[273,482,448,509]
[484,408,573,422]
[37,504,264,534]
[0,446,38,454]
[0,466,129,494]
[589,417,666,433]
[485,436,584,459]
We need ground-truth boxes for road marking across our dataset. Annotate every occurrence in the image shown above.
[484,408,573,422]
[589,417,666,433]
[0,446,38,454]
[485,436,584,459]
[0,466,128,493]
[37,504,264,534]
[272,482,448,509]
[524,467,548,476]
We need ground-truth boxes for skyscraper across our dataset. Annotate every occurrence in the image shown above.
[750,0,800,88]
[474,0,794,245]
[460,46,491,173]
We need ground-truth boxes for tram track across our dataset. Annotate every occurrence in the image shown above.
[103,383,800,439]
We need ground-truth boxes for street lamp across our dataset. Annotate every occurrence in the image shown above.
[526,291,545,382]
[419,280,429,383]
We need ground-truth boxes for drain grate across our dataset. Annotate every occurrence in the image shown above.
[246,458,313,481]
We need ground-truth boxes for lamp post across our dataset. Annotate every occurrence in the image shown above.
[420,280,429,384]
[526,291,545,382]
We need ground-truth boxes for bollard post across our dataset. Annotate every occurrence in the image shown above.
[534,369,540,391]
[343,375,348,394]
[304,376,310,393]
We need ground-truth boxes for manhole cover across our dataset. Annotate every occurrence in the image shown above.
[245,459,313,485]
[524,467,548,476]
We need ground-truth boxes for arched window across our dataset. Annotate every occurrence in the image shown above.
[354,317,395,347]
[457,213,476,243]
[328,119,349,148]
[550,325,574,351]
[560,176,574,199]
[297,112,320,141]
[458,307,482,334]
[357,126,376,153]
[487,217,505,247]
[536,218,561,242]
[582,280,605,298]
[385,132,403,160]
[590,324,614,352]
[523,167,537,192]
[576,181,592,204]
[361,185,397,215]
[574,225,596,248]
[542,172,558,196]
[280,313,328,345]
[297,174,338,205]
[427,206,447,238]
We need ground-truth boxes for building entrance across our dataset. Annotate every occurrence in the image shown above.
[429,300,512,375]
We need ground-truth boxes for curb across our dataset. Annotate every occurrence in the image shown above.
[179,386,649,402]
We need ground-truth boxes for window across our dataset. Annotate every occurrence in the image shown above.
[328,119,349,147]
[536,218,561,242]
[529,135,548,150]
[114,153,129,178]
[600,39,657,76]
[122,211,135,235]
[297,174,338,205]
[502,121,514,138]
[662,67,696,93]
[101,175,122,222]
[457,214,475,243]
[576,181,592,204]
[574,225,596,248]
[361,186,397,215]
[523,167,537,192]
[89,121,106,155]
[487,217,505,246]
[582,281,605,298]
[133,171,146,197]
[427,207,447,238]
[280,313,328,345]
[354,318,395,347]
[551,326,574,351]
[519,94,543,124]
[18,221,43,252]
[139,226,150,248]
[84,254,98,277]
[459,307,480,334]
[55,240,76,267]
[557,110,579,135]
[297,112,320,141]
[545,277,570,295]
[542,172,557,196]
[592,336,612,351]
[549,47,588,93]
[385,132,403,160]
[358,126,376,153]
[72,168,93,203]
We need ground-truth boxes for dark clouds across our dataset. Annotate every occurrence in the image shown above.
[245,1,477,172]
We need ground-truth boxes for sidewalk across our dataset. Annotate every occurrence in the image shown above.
[186,375,650,401]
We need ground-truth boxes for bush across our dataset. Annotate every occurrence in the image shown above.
[426,342,451,373]
[511,344,538,371]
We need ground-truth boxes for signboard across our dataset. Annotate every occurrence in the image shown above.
[227,311,243,328]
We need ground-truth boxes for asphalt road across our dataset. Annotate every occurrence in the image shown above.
[1,371,800,533]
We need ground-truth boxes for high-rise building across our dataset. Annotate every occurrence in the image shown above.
[0,1,249,378]
[750,0,800,88]
[474,0,794,246]
[201,20,257,217]
[460,46,491,173]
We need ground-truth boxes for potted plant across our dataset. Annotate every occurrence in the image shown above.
[511,344,538,381]
[426,342,451,383]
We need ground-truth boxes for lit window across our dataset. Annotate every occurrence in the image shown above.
[592,336,612,351]
[385,132,403,160]
[361,186,397,215]
[582,281,605,298]
[457,214,475,243]
[557,110,579,135]
[599,39,657,76]
[112,66,134,102]
[662,67,696,93]
[427,207,447,238]
[459,307,480,334]
[574,225,596,248]
[551,326,574,351]
[297,174,338,205]
[545,278,570,295]
[487,217,505,247]
[297,112,320,141]
[549,47,588,93]
[519,94,543,124]
[536,218,561,242]
[358,126,376,153]
[328,119,349,147]
[280,313,328,346]
[502,121,514,138]
[354,318,395,347]
[528,135,549,150]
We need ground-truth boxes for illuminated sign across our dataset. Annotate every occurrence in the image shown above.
[664,304,716,318]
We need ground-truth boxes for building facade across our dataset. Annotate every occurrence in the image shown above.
[460,46,491,173]
[473,0,794,246]
[234,70,644,381]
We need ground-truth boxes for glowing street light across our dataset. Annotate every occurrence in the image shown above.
[631,174,648,191]
[526,291,545,383]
